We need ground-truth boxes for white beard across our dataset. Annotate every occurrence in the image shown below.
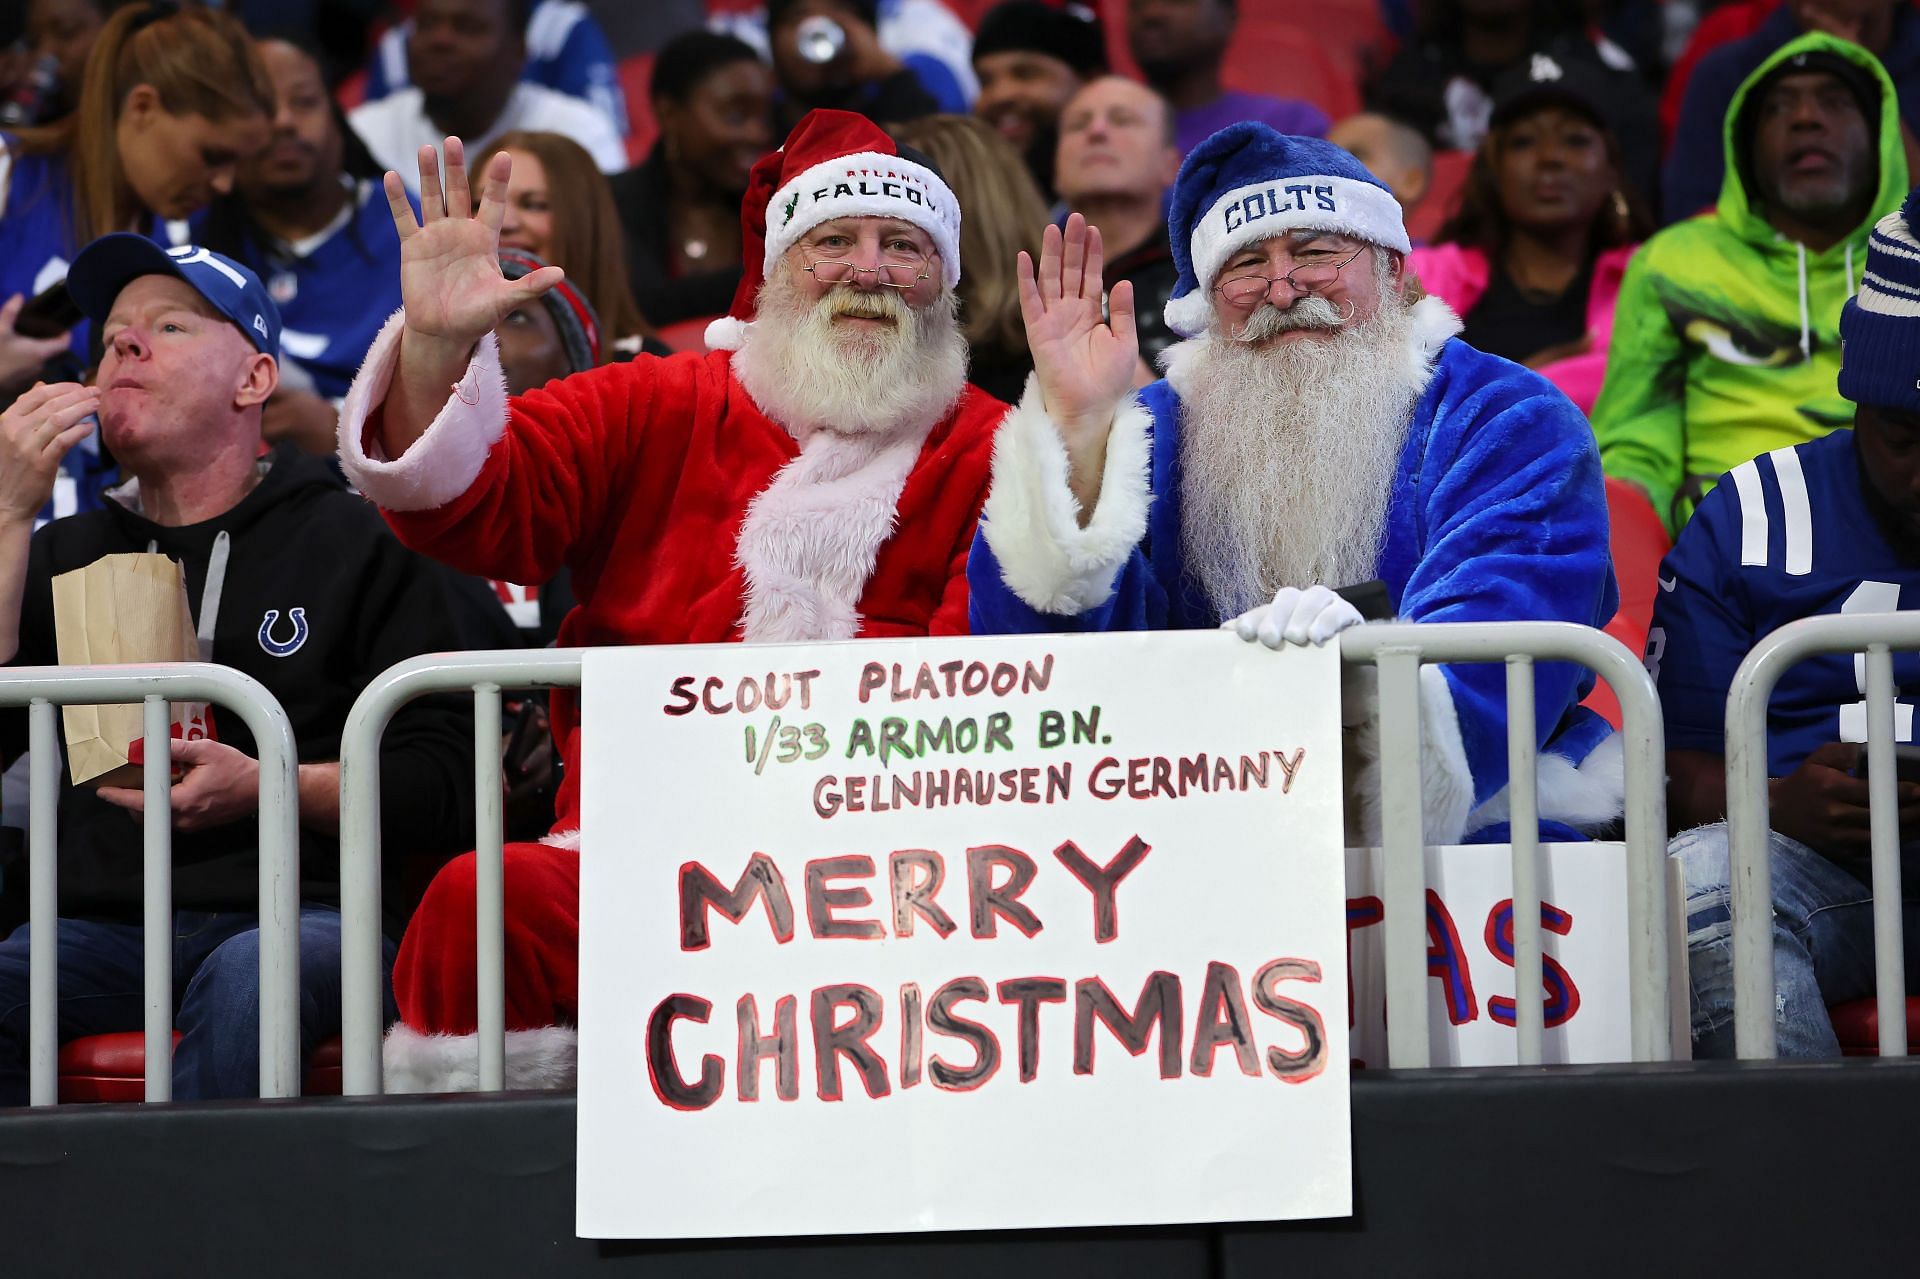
[733,269,970,440]
[1172,296,1425,621]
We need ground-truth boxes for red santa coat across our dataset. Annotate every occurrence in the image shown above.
[337,314,1004,1090]
[341,313,1004,837]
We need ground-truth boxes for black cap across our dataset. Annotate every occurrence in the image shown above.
[1743,47,1881,133]
[1489,51,1625,138]
[973,1,1107,76]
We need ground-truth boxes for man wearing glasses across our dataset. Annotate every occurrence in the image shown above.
[333,110,1003,1091]
[970,125,1622,847]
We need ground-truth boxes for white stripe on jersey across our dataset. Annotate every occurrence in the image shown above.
[1768,446,1814,576]
[1728,459,1768,567]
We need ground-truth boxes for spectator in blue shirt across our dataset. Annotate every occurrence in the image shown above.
[1656,186,1920,1058]
[196,36,408,455]
[1662,0,1920,223]
[360,0,629,144]
[1,4,271,402]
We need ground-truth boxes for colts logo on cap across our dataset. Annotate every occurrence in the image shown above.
[1222,184,1339,232]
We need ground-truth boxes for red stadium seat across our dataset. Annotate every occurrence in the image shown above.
[1584,478,1670,729]
[656,315,721,354]
[56,1031,346,1102]
[621,52,658,166]
[1221,26,1359,124]
[1829,997,1920,1056]
[1406,148,1472,246]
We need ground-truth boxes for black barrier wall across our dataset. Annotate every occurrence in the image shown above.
[2,1062,1918,1275]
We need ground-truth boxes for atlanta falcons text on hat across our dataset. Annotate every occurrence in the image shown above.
[788,165,951,228]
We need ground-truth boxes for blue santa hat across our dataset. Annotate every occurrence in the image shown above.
[1839,185,1920,413]
[1163,124,1410,339]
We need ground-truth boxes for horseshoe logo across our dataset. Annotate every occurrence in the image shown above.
[258,608,309,657]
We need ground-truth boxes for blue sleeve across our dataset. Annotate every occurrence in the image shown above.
[528,11,629,138]
[1400,375,1617,806]
[966,530,1169,635]
[1648,485,1749,756]
[1661,57,1736,224]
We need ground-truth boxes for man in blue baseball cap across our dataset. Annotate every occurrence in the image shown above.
[970,124,1621,846]
[0,234,479,1103]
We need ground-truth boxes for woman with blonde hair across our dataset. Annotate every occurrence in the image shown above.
[491,129,660,355]
[0,2,273,396]
[891,113,1047,403]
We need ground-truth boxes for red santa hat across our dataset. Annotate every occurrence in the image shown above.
[703,109,962,351]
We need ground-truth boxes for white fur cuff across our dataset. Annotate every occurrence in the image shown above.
[336,309,510,512]
[1353,662,1476,846]
[977,376,1152,616]
[382,1022,579,1093]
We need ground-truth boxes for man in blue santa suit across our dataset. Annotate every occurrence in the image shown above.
[969,123,1623,843]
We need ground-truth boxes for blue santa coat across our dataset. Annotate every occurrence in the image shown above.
[968,328,1620,834]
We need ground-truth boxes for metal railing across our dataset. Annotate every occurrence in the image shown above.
[338,649,587,1095]
[1341,622,1673,1068]
[1725,612,1920,1058]
[0,664,300,1104]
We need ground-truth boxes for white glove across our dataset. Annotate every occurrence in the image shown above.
[1225,585,1364,649]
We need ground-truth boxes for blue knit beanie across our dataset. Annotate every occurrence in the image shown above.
[1163,123,1410,338]
[1840,186,1920,413]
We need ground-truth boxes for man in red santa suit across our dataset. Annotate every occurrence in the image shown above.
[335,110,1007,1090]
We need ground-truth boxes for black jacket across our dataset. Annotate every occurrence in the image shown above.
[610,150,746,330]
[3,447,477,933]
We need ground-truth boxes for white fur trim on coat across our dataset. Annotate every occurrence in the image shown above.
[977,374,1152,616]
[1464,730,1625,836]
[336,309,508,512]
[734,422,935,643]
[1350,662,1477,847]
[1348,659,1626,844]
[541,827,581,851]
[763,151,961,289]
[381,1023,578,1093]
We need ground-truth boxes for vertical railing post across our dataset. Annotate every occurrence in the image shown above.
[142,695,173,1102]
[474,683,506,1091]
[27,699,58,1107]
[1375,647,1431,1069]
[1863,645,1907,1056]
[1505,657,1543,1065]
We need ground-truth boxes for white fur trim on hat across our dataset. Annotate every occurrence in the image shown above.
[762,150,961,289]
[1165,176,1412,339]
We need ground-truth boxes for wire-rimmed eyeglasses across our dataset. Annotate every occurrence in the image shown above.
[802,248,937,289]
[1214,244,1367,308]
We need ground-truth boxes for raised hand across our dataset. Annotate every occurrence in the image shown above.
[0,381,99,526]
[385,137,565,354]
[1019,212,1139,440]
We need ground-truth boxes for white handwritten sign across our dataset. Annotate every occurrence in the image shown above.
[1344,844,1639,1068]
[576,631,1353,1238]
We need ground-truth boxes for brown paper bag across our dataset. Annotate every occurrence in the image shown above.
[51,553,214,787]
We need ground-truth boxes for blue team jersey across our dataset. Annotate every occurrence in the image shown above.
[364,0,628,139]
[1650,428,1920,776]
[188,181,409,400]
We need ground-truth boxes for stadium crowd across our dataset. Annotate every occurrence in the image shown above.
[0,0,1915,1098]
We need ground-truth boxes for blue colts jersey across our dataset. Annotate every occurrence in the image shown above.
[1650,428,1920,776]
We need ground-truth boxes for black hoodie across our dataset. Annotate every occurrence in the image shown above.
[3,446,477,934]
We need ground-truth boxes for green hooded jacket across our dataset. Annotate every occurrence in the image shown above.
[1591,33,1908,534]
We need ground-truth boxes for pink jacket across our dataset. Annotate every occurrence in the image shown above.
[1405,242,1637,416]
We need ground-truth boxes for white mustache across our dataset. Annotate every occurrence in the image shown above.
[1228,295,1351,342]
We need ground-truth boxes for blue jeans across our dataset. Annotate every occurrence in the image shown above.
[0,908,396,1104]
[1673,823,1920,1058]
